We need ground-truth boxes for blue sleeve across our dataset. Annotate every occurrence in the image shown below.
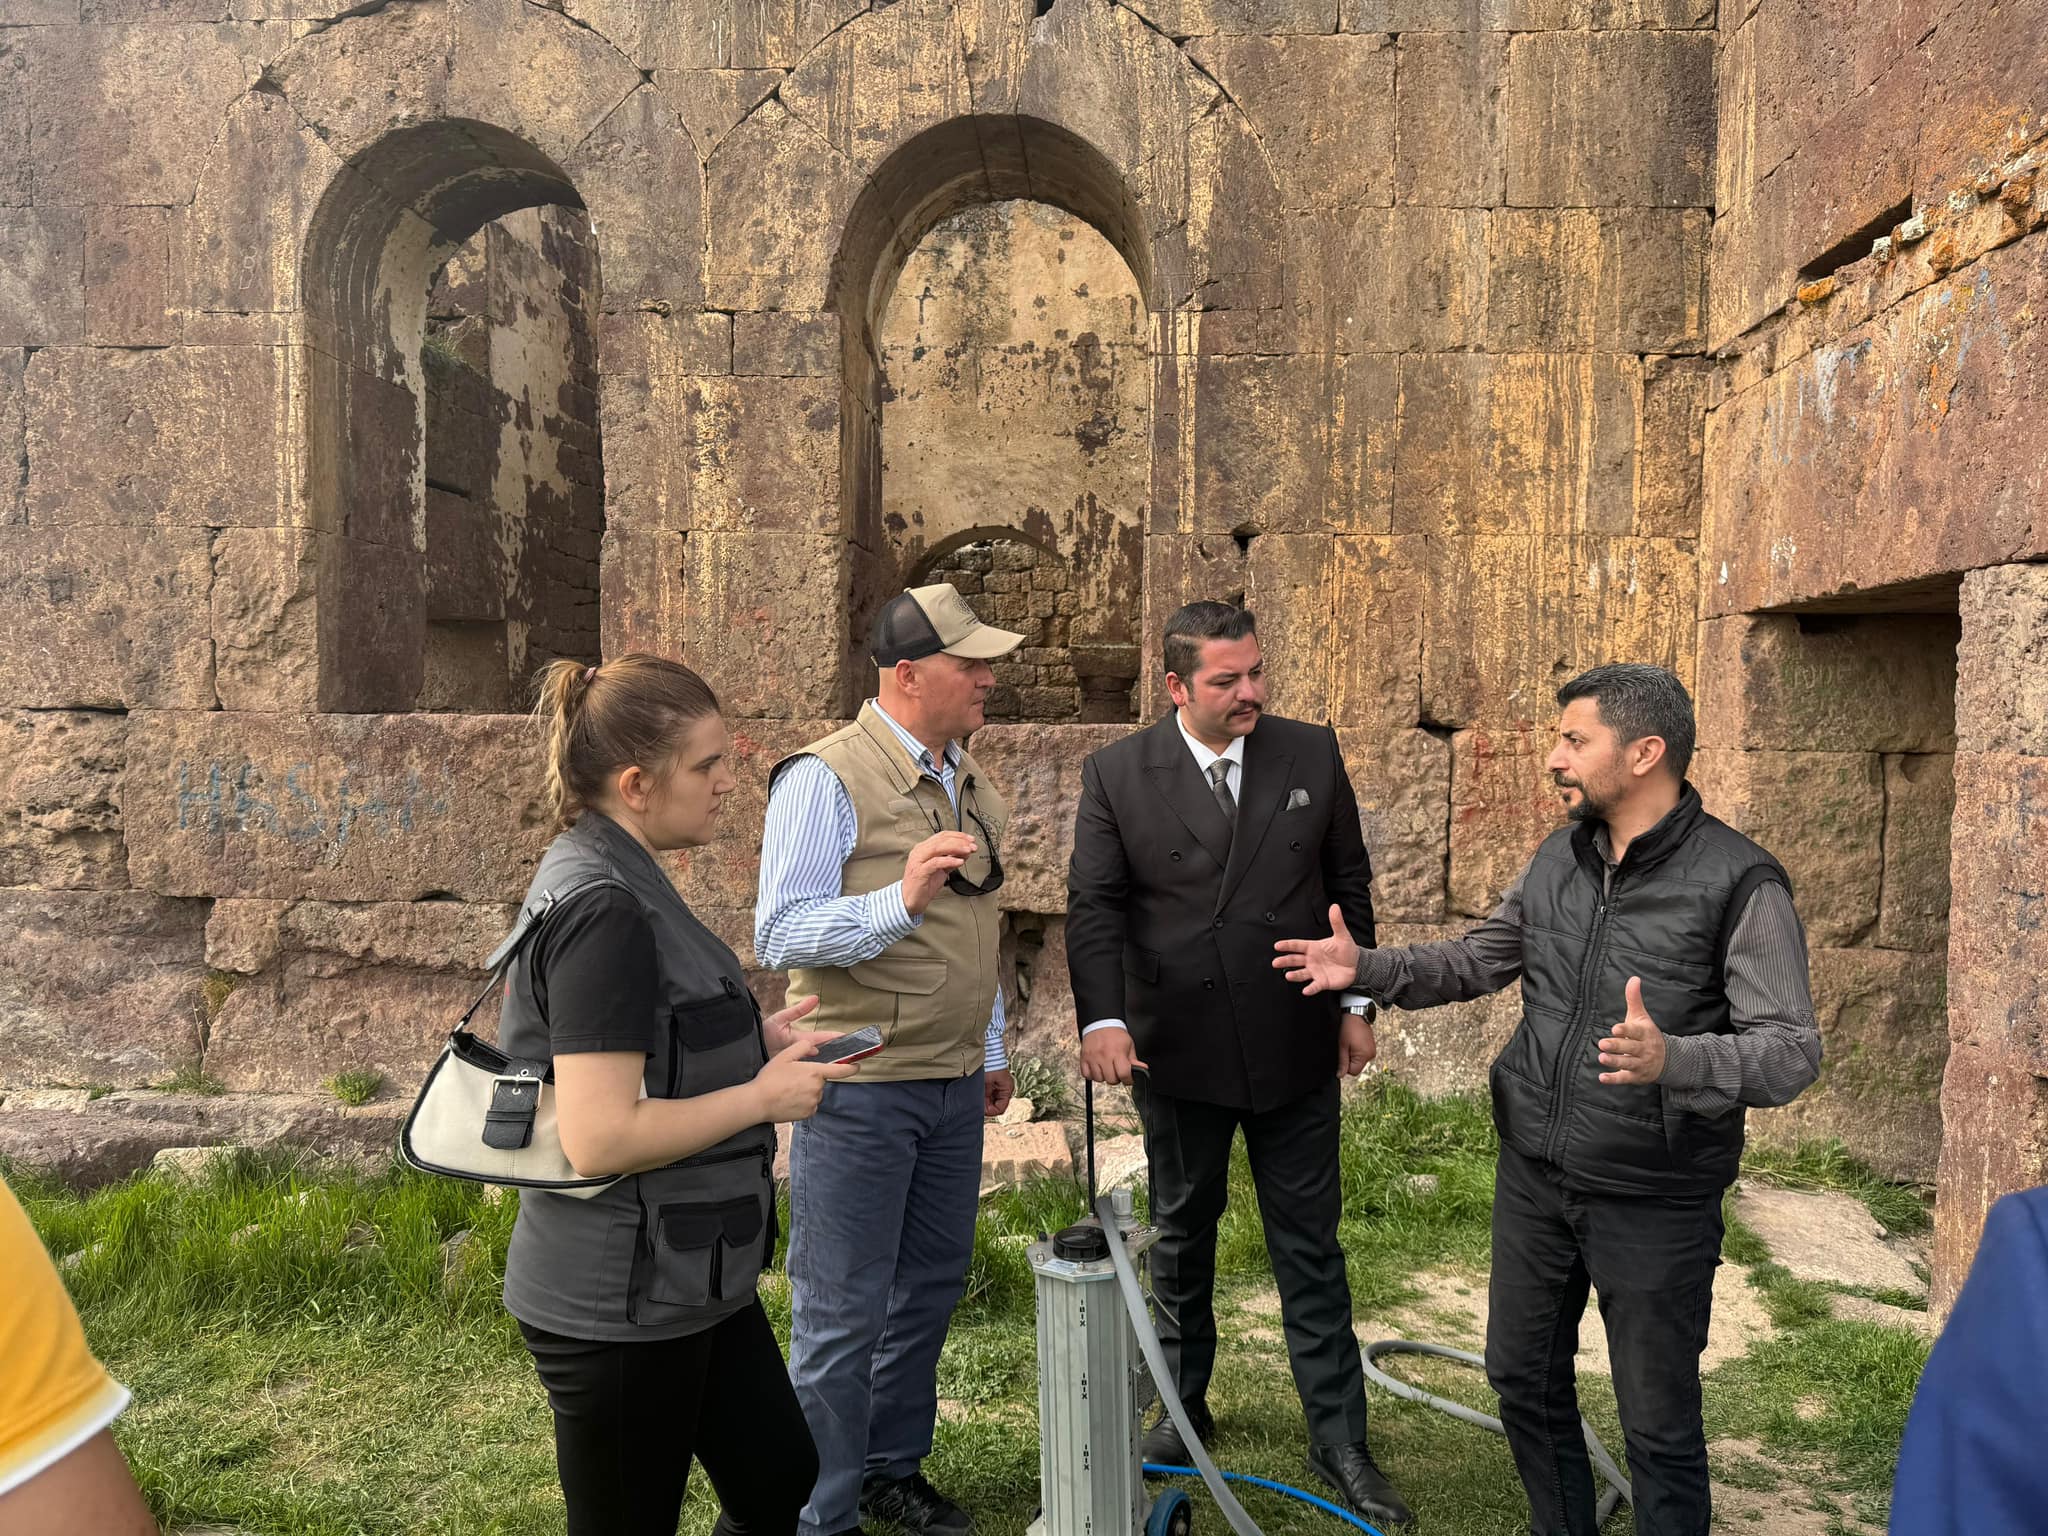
[1889,1187,2048,1536]
[984,983,1008,1073]
[754,754,919,971]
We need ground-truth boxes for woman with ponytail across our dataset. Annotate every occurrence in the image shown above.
[498,653,856,1536]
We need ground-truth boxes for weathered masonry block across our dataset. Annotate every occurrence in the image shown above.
[1932,565,2048,1309]
[1692,612,1960,1181]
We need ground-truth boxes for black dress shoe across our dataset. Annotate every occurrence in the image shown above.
[1306,1441,1413,1529]
[860,1471,971,1536]
[1139,1401,1215,1469]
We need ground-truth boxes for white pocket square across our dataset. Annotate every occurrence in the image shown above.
[1286,788,1311,810]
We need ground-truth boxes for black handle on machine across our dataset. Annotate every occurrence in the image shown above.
[1085,1076,1097,1211]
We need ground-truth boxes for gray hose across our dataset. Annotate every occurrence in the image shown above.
[1092,1091,1635,1536]
[1098,1195,1268,1536]
[1094,1201,1632,1531]
[1361,1339,1631,1526]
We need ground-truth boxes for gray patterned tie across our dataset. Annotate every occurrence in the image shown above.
[1207,759,1237,824]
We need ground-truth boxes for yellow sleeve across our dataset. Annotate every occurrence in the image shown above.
[0,1179,130,1499]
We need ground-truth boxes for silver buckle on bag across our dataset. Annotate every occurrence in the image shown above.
[491,1072,542,1111]
[483,1070,543,1151]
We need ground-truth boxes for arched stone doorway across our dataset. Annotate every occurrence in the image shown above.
[830,115,1160,720]
[882,200,1151,724]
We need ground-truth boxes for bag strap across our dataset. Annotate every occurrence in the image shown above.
[456,873,632,1031]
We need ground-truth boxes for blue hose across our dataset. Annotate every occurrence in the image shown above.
[1142,1465,1387,1536]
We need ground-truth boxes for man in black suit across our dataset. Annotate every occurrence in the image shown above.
[1065,601,1411,1530]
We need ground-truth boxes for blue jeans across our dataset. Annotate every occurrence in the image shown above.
[787,1071,985,1536]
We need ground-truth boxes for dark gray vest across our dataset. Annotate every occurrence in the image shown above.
[1492,785,1789,1199]
[500,812,775,1341]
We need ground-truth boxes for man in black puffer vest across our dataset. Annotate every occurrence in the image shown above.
[1274,664,1822,1536]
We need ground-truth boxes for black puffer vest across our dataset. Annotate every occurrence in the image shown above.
[1492,784,1789,1199]
[499,812,775,1341]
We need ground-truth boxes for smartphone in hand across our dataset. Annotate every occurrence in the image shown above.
[808,1026,883,1066]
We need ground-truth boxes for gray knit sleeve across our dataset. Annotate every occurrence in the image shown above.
[1659,881,1823,1116]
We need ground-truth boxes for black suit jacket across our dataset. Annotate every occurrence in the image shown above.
[1065,711,1377,1112]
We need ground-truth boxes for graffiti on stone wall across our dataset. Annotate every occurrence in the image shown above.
[173,761,453,848]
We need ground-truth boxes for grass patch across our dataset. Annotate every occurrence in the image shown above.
[420,328,477,372]
[200,969,243,1020]
[1746,1260,1839,1331]
[1831,1284,1928,1313]
[18,1086,1929,1536]
[1705,1319,1928,1503]
[17,1150,519,1336]
[323,1069,387,1108]
[1211,1085,1499,1320]
[1707,1158,1932,1526]
[158,1059,228,1097]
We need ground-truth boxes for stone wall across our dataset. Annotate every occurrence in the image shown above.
[0,0,2038,1299]
[927,539,1090,724]
[1932,567,2048,1310]
[1693,613,1959,1181]
[1706,0,2046,1302]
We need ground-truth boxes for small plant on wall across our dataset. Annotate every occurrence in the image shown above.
[324,1070,386,1108]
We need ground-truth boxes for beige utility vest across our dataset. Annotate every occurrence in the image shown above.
[777,705,1008,1082]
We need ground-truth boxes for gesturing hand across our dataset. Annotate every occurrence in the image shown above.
[1272,904,1362,996]
[1597,976,1667,1086]
[761,993,820,1055]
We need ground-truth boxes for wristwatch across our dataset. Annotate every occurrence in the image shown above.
[1341,999,1378,1023]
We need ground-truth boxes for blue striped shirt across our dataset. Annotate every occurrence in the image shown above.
[755,701,1008,1073]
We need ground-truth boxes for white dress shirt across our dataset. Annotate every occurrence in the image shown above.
[1176,708,1245,807]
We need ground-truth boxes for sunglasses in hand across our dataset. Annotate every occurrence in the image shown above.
[921,780,1005,899]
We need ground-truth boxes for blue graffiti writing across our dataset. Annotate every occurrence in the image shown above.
[175,762,226,838]
[174,761,453,848]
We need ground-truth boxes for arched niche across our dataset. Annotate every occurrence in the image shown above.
[832,117,1155,716]
[300,120,602,711]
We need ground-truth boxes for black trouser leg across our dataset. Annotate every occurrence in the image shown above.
[700,1302,822,1536]
[1483,1149,1724,1536]
[1484,1149,1601,1536]
[521,1300,817,1536]
[1241,1079,1369,1445]
[1578,1181,1723,1536]
[1132,1076,1238,1413]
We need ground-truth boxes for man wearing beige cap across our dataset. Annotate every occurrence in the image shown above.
[757,583,1023,1536]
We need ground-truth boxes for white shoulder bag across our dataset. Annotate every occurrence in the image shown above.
[398,878,627,1199]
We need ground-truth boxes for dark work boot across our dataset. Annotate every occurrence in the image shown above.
[1139,1401,1215,1471]
[1307,1441,1414,1529]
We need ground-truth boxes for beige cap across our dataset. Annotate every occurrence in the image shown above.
[870,582,1025,666]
